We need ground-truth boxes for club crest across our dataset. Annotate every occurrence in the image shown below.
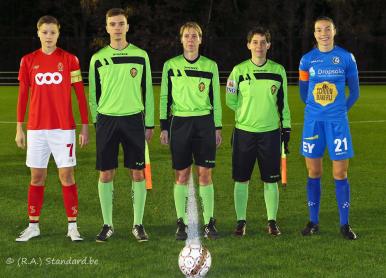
[57,62,64,72]
[271,85,277,94]
[199,82,205,92]
[130,68,137,78]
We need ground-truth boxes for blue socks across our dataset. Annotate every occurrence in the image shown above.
[306,177,321,224]
[335,178,350,226]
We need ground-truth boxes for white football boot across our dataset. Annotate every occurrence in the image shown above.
[67,223,84,241]
[16,224,40,242]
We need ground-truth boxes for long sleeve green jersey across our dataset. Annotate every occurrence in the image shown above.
[159,55,222,131]
[226,59,291,133]
[88,44,154,128]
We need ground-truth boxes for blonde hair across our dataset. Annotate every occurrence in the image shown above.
[179,22,202,38]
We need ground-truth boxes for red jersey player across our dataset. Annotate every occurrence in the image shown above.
[15,15,89,242]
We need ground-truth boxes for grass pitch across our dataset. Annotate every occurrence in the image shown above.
[1,85,386,277]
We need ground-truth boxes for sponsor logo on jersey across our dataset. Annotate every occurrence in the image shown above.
[130,68,137,78]
[317,68,345,76]
[310,59,323,64]
[304,135,319,140]
[332,56,340,64]
[113,52,127,56]
[226,79,237,94]
[312,81,338,106]
[33,65,40,70]
[35,72,63,85]
[184,66,198,70]
[198,82,205,92]
[58,62,64,72]
[309,67,315,77]
[271,85,277,95]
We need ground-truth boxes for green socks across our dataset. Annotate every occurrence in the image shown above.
[199,184,214,224]
[98,181,114,226]
[264,182,279,221]
[132,180,147,226]
[174,184,188,223]
[234,181,249,220]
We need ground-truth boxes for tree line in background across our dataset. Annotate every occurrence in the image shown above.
[1,0,385,71]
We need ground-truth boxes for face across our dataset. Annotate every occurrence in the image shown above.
[106,15,129,42]
[314,20,336,49]
[38,23,59,50]
[247,34,270,59]
[181,27,201,53]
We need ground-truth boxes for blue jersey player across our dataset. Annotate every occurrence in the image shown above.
[298,16,359,240]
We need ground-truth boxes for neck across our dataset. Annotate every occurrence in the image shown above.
[41,46,56,55]
[318,44,334,52]
[184,51,199,61]
[251,56,266,66]
[110,40,128,50]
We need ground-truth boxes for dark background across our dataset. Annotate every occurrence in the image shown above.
[1,0,385,72]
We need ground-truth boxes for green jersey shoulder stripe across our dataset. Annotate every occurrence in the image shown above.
[226,59,291,132]
[160,55,222,131]
[88,44,154,128]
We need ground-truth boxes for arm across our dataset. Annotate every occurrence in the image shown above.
[144,53,154,142]
[225,68,238,111]
[88,55,98,124]
[159,62,170,145]
[73,82,89,147]
[299,56,309,104]
[346,75,359,111]
[299,80,309,104]
[212,63,222,147]
[280,67,291,154]
[16,58,29,149]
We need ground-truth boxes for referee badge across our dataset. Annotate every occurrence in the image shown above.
[130,68,137,78]
[198,82,205,92]
[271,85,277,95]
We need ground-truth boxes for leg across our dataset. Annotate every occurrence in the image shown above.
[174,167,190,223]
[29,168,47,222]
[332,160,351,225]
[98,169,115,226]
[197,166,214,225]
[58,167,77,222]
[305,157,322,224]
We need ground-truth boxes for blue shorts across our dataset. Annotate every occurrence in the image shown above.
[301,118,354,160]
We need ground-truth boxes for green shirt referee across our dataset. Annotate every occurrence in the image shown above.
[226,27,291,237]
[160,22,222,240]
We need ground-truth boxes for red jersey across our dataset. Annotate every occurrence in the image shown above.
[17,48,88,130]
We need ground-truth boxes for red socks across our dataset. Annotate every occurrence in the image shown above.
[28,184,45,222]
[62,184,79,218]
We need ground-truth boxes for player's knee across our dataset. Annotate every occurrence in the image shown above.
[307,165,322,178]
[132,170,144,182]
[99,170,114,183]
[176,171,190,184]
[198,174,212,185]
[30,173,46,185]
[333,170,347,180]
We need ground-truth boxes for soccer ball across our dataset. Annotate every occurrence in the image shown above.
[178,244,211,277]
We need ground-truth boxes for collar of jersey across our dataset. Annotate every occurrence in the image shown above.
[183,54,200,64]
[108,43,130,51]
[249,58,268,68]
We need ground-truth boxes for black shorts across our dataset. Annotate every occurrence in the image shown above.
[96,113,145,171]
[232,128,281,183]
[170,114,216,170]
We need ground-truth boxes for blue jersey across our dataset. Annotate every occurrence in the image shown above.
[299,46,358,120]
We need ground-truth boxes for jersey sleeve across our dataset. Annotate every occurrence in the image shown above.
[211,62,222,129]
[298,55,309,103]
[279,66,291,128]
[17,56,30,122]
[159,61,171,131]
[88,54,99,123]
[225,67,239,111]
[345,52,360,110]
[143,52,154,128]
[70,55,88,124]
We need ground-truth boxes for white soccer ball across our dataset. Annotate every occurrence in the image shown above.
[178,244,212,277]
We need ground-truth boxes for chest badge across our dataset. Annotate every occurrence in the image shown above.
[271,85,277,95]
[130,68,137,78]
[198,82,205,92]
[57,62,64,72]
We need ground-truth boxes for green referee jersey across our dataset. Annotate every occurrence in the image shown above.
[226,59,291,132]
[88,44,154,128]
[159,55,222,131]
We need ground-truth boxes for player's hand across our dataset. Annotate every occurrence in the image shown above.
[160,130,169,145]
[145,128,154,143]
[281,128,291,154]
[79,124,89,148]
[215,129,222,148]
[15,125,26,149]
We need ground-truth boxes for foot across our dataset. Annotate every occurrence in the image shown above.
[96,224,114,242]
[234,220,246,237]
[267,220,281,236]
[176,218,188,241]
[340,224,357,240]
[67,226,84,241]
[132,224,149,242]
[16,225,40,242]
[203,217,218,240]
[301,221,319,236]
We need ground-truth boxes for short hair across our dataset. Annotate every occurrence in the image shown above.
[179,22,202,39]
[314,16,335,29]
[247,27,271,43]
[106,8,127,23]
[37,15,60,30]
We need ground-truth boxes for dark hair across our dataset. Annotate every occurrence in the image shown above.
[106,8,127,23]
[247,27,271,43]
[37,15,60,30]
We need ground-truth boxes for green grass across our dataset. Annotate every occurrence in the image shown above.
[1,85,386,277]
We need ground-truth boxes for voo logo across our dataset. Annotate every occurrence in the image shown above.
[35,72,63,85]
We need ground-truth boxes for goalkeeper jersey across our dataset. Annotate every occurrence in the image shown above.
[88,44,154,128]
[299,46,358,120]
[159,55,222,131]
[226,59,291,133]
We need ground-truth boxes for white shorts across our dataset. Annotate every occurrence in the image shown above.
[26,129,76,168]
